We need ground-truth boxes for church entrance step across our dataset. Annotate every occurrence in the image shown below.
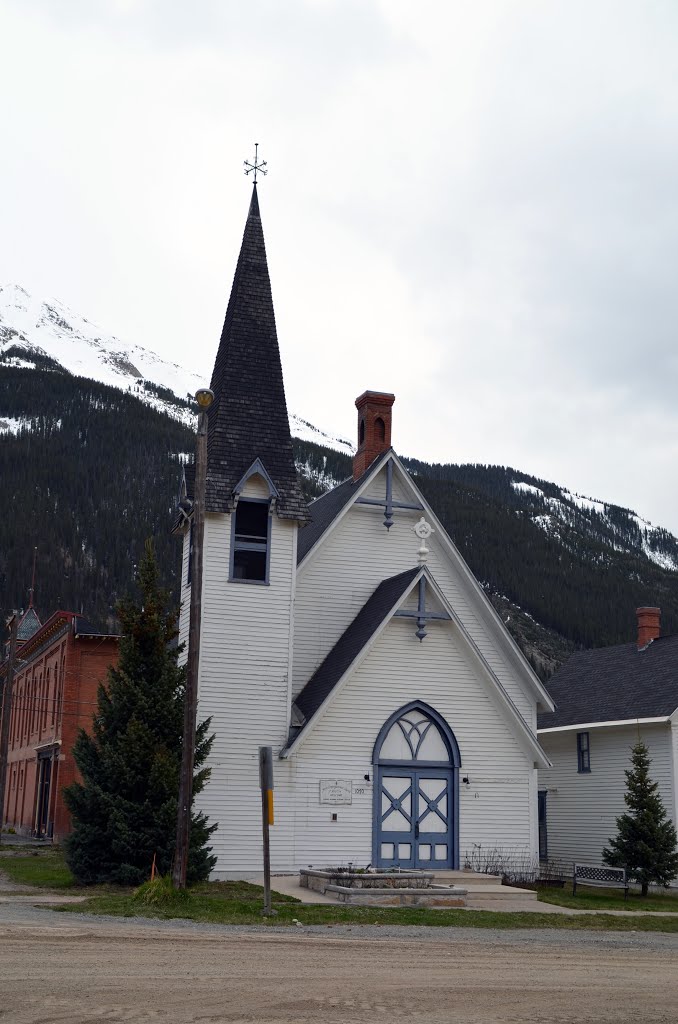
[433,870,503,887]
[433,871,538,902]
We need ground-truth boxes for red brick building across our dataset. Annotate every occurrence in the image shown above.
[1,609,119,840]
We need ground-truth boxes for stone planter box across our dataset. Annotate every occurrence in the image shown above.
[326,883,467,908]
[300,868,434,894]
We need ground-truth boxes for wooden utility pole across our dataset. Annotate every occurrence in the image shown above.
[0,614,18,832]
[259,746,274,916]
[173,390,213,889]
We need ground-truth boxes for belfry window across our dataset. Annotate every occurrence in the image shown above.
[231,500,270,583]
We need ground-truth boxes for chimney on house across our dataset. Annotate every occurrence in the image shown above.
[352,391,395,480]
[636,606,661,650]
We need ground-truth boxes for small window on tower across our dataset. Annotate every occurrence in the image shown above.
[231,500,270,583]
[375,416,386,444]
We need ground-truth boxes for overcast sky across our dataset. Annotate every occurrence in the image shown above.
[2,1,677,533]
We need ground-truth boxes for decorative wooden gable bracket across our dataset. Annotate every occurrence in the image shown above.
[394,576,450,642]
[355,460,423,529]
[233,458,280,508]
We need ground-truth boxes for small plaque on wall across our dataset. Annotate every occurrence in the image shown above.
[319,780,352,805]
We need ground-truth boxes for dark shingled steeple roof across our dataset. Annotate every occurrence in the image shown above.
[205,186,308,521]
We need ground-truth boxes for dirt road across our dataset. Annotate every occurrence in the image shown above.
[1,908,677,1023]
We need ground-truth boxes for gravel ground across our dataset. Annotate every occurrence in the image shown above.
[2,901,678,1024]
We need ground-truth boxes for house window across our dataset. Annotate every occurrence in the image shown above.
[538,790,548,861]
[231,500,270,583]
[577,731,591,773]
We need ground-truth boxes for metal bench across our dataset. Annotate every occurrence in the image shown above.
[573,863,628,901]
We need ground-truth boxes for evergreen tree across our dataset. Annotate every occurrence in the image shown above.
[64,540,216,885]
[603,740,678,896]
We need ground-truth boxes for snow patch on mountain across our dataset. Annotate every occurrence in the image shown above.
[0,284,205,428]
[289,415,353,456]
[0,416,31,435]
[511,479,678,572]
[0,284,354,454]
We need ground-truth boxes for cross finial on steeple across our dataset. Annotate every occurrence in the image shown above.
[244,143,267,185]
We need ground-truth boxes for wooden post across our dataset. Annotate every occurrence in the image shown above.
[259,745,274,916]
[172,397,211,889]
[0,614,18,833]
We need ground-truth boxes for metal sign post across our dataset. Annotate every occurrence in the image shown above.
[259,746,274,916]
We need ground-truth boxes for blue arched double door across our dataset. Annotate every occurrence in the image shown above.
[373,702,460,870]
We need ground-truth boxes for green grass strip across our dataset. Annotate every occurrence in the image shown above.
[536,883,678,913]
[53,890,678,932]
[0,851,75,889]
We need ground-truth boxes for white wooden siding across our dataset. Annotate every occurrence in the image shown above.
[191,461,542,877]
[211,617,536,876]
[294,464,534,725]
[194,496,298,875]
[538,724,676,868]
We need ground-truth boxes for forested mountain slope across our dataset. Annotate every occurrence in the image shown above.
[2,362,677,678]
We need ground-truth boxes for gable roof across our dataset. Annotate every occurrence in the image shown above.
[538,634,678,730]
[16,606,41,642]
[205,186,307,522]
[294,566,420,723]
[287,563,550,766]
[296,448,554,713]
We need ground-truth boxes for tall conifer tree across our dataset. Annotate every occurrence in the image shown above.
[603,740,678,896]
[64,540,216,885]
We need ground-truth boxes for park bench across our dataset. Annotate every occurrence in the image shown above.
[572,863,628,901]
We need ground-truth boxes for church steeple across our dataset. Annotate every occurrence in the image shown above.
[205,186,308,522]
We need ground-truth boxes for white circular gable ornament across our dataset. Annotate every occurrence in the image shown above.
[413,517,434,563]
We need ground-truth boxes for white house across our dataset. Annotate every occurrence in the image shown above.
[175,185,554,878]
[537,607,678,871]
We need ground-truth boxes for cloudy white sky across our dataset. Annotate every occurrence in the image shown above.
[1,1,677,532]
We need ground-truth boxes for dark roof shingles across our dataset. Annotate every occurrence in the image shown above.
[17,607,41,642]
[296,449,394,564]
[538,634,678,729]
[294,567,420,724]
[297,477,357,563]
[205,186,307,522]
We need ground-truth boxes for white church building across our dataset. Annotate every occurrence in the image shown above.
[175,185,554,878]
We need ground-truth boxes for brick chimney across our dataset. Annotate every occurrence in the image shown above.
[352,391,395,480]
[636,606,661,649]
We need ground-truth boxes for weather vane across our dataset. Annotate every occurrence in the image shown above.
[244,143,267,184]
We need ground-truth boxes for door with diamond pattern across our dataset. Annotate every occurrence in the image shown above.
[377,767,453,869]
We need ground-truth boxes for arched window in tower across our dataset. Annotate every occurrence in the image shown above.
[374,417,386,444]
[359,418,365,446]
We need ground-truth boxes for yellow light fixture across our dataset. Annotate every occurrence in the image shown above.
[195,388,214,410]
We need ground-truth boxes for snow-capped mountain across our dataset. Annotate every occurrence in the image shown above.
[510,479,678,573]
[0,283,354,453]
[0,284,205,426]
[1,283,676,576]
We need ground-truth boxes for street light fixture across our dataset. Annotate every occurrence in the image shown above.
[173,387,213,889]
[195,388,214,410]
